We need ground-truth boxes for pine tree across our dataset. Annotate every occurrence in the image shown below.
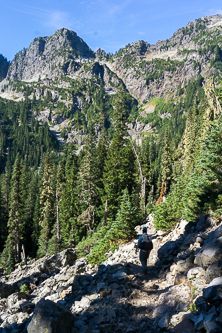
[37,152,55,257]
[95,131,108,223]
[4,154,23,266]
[19,157,31,254]
[161,128,172,194]
[103,87,137,221]
[59,146,79,248]
[77,127,98,232]
[107,188,137,242]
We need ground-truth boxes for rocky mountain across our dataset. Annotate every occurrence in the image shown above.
[0,215,222,332]
[0,14,222,145]
[108,14,222,102]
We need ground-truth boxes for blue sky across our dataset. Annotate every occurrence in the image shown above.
[1,0,222,61]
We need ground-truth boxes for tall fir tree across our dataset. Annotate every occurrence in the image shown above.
[103,87,137,221]
[59,146,79,248]
[161,128,172,195]
[37,152,55,257]
[3,154,23,269]
[77,126,98,232]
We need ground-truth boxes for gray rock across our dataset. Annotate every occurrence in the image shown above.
[27,299,75,333]
[39,248,77,274]
[174,318,195,333]
[194,313,205,331]
[207,225,222,243]
[158,241,179,259]
[195,296,208,312]
[194,242,222,268]
[205,260,222,283]
[152,305,169,319]
[216,236,222,247]
[7,292,29,310]
[170,311,189,327]
[158,313,171,329]
[187,266,206,280]
[112,271,127,280]
[203,313,221,333]
[78,296,91,309]
[72,278,80,291]
[74,258,87,274]
[181,233,196,250]
[175,260,192,273]
[196,215,207,232]
[0,282,14,298]
[203,277,222,302]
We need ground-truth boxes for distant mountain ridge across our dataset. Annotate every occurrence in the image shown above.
[0,14,222,145]
[1,15,222,98]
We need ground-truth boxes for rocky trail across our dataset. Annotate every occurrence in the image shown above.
[0,216,222,333]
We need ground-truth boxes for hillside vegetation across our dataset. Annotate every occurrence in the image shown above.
[0,15,222,273]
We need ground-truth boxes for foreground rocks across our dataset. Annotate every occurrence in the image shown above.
[27,299,75,333]
[0,216,222,332]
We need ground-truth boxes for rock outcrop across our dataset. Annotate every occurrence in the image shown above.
[0,14,222,148]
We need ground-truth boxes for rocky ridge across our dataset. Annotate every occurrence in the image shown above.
[0,15,222,146]
[108,15,222,102]
[0,215,222,332]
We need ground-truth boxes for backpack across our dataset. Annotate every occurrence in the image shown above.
[138,234,153,251]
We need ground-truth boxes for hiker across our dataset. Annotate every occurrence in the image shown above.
[137,226,153,274]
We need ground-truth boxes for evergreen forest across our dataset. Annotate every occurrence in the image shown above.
[0,74,222,273]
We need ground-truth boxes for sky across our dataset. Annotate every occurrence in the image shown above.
[1,0,222,61]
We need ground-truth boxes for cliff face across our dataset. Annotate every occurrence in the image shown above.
[5,28,95,82]
[2,15,222,100]
[0,14,222,146]
[107,15,222,102]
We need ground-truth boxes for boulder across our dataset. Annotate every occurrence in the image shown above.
[203,277,222,303]
[187,266,206,280]
[180,233,196,251]
[74,258,87,274]
[0,282,14,298]
[174,260,192,274]
[39,248,77,274]
[78,296,91,309]
[206,225,222,244]
[170,311,189,327]
[194,242,222,269]
[158,313,171,329]
[174,318,195,333]
[27,299,75,333]
[7,292,29,310]
[158,241,179,260]
[205,260,222,283]
[174,273,187,285]
[203,313,221,332]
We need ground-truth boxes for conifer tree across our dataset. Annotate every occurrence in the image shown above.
[77,126,98,232]
[4,154,23,265]
[107,188,137,242]
[103,87,137,221]
[59,146,79,248]
[37,152,55,257]
[95,131,108,222]
[161,128,172,194]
